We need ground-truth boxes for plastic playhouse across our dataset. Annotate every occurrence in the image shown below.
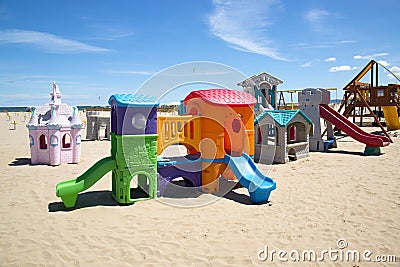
[238,72,283,110]
[85,110,111,140]
[299,88,390,155]
[254,110,313,164]
[239,70,391,159]
[238,72,314,164]
[56,89,276,208]
[26,82,83,165]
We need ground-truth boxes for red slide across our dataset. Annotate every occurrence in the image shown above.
[319,104,390,147]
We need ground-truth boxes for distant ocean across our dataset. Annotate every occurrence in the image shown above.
[0,106,110,112]
[1,100,343,113]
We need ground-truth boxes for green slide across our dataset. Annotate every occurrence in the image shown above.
[56,156,117,208]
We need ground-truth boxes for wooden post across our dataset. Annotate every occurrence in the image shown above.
[11,120,17,130]
[278,92,287,110]
[290,92,294,110]
[355,88,392,142]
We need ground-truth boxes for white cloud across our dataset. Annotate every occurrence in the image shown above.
[0,29,110,53]
[353,53,389,60]
[329,65,358,72]
[389,66,400,73]
[301,59,320,68]
[292,40,354,49]
[87,23,134,41]
[325,57,336,62]
[304,9,329,23]
[387,66,400,80]
[303,9,329,32]
[104,70,154,76]
[207,0,288,61]
[301,62,312,68]
[377,60,389,67]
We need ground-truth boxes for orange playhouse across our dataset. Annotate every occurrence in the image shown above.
[157,89,275,202]
[184,89,255,191]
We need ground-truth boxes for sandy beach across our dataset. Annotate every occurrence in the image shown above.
[0,111,399,266]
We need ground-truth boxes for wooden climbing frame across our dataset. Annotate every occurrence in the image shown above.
[337,60,399,142]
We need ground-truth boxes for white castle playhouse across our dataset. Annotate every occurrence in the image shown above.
[26,82,83,165]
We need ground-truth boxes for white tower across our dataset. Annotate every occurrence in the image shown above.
[50,82,62,104]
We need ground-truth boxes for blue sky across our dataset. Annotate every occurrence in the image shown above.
[0,0,399,106]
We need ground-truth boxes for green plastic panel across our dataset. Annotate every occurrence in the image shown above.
[111,134,158,204]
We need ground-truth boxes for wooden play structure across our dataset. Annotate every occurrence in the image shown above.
[338,60,400,133]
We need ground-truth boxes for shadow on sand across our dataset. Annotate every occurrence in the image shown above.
[48,179,272,212]
[8,157,31,166]
[48,190,118,212]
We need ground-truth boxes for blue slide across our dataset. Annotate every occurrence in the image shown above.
[223,153,276,203]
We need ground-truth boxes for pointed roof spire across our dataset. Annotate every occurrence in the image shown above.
[70,107,83,129]
[26,107,38,129]
[47,105,62,129]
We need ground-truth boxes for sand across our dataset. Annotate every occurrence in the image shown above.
[0,112,399,266]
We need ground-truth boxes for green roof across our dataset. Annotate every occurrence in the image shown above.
[255,109,313,127]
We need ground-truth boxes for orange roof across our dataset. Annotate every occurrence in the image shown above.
[184,89,257,107]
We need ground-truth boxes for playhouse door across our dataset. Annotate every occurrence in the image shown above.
[224,115,245,156]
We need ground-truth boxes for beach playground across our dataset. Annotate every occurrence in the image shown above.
[2,0,400,265]
[0,89,399,265]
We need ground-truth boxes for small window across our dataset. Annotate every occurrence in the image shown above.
[257,127,262,144]
[377,90,384,97]
[62,133,71,148]
[76,135,81,145]
[258,124,277,145]
[267,125,277,146]
[39,134,47,149]
[289,125,296,142]
[268,125,275,136]
[132,113,147,130]
[29,135,34,147]
[232,118,241,133]
[50,135,59,147]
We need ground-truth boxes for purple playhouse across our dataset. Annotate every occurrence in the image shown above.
[26,82,83,165]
